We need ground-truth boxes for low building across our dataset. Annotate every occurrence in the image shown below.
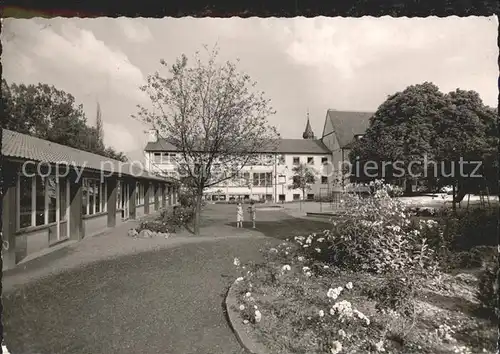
[144,109,374,202]
[1,129,178,271]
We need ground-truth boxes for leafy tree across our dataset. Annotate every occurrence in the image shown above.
[288,163,317,206]
[350,82,498,201]
[1,79,128,162]
[134,45,279,234]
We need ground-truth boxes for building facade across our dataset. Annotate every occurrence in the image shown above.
[2,129,178,271]
[144,110,374,202]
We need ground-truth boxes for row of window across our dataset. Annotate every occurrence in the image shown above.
[135,182,160,206]
[153,153,329,167]
[213,173,329,188]
[293,156,329,165]
[17,175,172,230]
[152,152,177,164]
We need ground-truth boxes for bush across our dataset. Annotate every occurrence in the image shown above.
[445,207,498,251]
[320,182,438,277]
[137,219,171,233]
[159,205,195,232]
[477,260,499,318]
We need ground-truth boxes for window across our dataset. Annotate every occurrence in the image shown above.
[153,152,162,164]
[59,178,68,221]
[252,172,272,187]
[293,194,300,201]
[18,175,69,230]
[35,176,45,226]
[46,176,57,224]
[279,194,285,201]
[307,193,314,200]
[161,153,169,163]
[307,157,314,165]
[293,157,300,165]
[242,172,250,186]
[83,178,104,215]
[321,176,328,184]
[117,181,122,210]
[18,175,33,228]
[278,155,285,165]
[321,157,328,164]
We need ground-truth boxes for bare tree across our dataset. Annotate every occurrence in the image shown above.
[134,45,279,234]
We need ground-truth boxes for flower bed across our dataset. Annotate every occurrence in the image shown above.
[231,246,497,354]
[230,181,498,354]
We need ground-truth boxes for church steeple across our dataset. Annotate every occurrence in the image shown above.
[302,108,315,139]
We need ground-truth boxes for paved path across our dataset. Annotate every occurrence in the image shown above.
[2,205,330,354]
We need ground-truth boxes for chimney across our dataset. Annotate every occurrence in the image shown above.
[148,129,158,143]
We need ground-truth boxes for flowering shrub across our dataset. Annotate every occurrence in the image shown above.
[160,206,195,231]
[317,181,439,277]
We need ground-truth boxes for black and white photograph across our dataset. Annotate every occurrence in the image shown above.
[1,15,499,354]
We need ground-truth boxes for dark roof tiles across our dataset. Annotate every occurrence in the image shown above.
[2,129,167,182]
[326,110,374,148]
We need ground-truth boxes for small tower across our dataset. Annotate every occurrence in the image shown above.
[302,108,315,139]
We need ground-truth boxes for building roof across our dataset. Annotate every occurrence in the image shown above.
[145,138,331,154]
[2,129,168,182]
[326,110,374,148]
[302,117,315,139]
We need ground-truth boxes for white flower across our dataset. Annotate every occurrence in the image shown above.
[338,329,346,338]
[305,271,312,277]
[282,264,291,271]
[303,266,310,272]
[331,340,343,354]
[269,248,278,253]
[297,256,304,262]
[245,292,251,298]
[345,282,353,290]
[319,310,325,317]
[254,310,262,323]
[315,248,322,253]
[239,304,245,311]
[317,238,325,242]
[243,319,249,324]
[235,277,244,282]
[233,257,241,266]
[375,340,386,352]
[323,265,329,269]
[327,287,343,299]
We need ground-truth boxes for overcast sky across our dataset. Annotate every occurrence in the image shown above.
[2,16,498,161]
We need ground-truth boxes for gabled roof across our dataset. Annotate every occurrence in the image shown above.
[326,110,374,148]
[2,129,167,182]
[145,138,330,154]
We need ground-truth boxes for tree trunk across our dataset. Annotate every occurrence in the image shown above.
[193,191,203,235]
[405,178,413,195]
[452,184,456,212]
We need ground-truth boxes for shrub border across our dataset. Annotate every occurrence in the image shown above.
[225,279,269,354]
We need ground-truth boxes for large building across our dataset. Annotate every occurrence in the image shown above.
[144,110,374,202]
[2,129,178,270]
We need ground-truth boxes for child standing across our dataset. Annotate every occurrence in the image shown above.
[236,202,244,228]
[248,200,256,229]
